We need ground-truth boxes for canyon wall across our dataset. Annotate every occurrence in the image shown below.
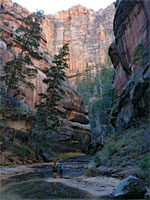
[109,0,150,127]
[0,0,93,153]
[43,4,115,78]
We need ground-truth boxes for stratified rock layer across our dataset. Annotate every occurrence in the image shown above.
[0,0,92,153]
[43,4,115,78]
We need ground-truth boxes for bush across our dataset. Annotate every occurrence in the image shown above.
[138,154,150,179]
[94,152,101,167]
[139,155,150,170]
[85,169,96,177]
[132,44,148,67]
[76,64,116,138]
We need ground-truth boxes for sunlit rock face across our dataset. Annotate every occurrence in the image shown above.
[0,0,92,153]
[0,0,115,102]
[43,4,115,76]
[109,0,150,127]
[0,0,51,107]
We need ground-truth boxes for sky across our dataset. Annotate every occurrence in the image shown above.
[12,0,114,15]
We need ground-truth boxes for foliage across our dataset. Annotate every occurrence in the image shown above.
[93,125,150,175]
[93,127,126,167]
[0,11,45,115]
[35,44,69,133]
[85,169,96,177]
[138,154,150,179]
[76,63,93,105]
[76,64,116,137]
[139,154,150,171]
[107,55,112,67]
[94,152,102,167]
[7,129,52,161]
[132,44,149,68]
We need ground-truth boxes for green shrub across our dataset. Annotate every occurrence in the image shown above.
[139,155,150,170]
[120,160,127,168]
[132,44,148,69]
[76,64,116,137]
[108,158,114,166]
[138,154,150,179]
[13,143,26,158]
[85,169,96,177]
[94,152,101,167]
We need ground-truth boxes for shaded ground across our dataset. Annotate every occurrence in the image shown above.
[47,176,120,197]
[0,155,120,199]
[1,179,95,200]
[93,123,150,184]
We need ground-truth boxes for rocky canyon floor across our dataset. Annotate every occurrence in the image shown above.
[0,155,121,199]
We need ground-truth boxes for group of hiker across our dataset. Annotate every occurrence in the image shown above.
[53,161,64,178]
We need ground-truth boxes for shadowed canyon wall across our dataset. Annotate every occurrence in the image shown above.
[109,0,150,127]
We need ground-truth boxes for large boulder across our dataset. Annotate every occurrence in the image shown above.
[112,175,147,199]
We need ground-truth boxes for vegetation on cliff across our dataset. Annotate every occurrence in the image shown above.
[0,44,70,164]
[0,9,71,164]
[76,40,149,184]
[35,44,69,133]
[93,124,150,181]
[0,11,45,116]
[76,64,116,139]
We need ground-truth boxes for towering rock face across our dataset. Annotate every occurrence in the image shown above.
[0,0,92,153]
[109,0,150,127]
[43,4,115,77]
[0,0,116,101]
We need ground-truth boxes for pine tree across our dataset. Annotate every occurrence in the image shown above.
[0,11,45,116]
[35,44,69,135]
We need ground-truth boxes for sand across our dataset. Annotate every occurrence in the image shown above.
[47,176,121,197]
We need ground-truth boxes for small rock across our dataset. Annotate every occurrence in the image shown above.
[112,175,147,199]
[27,160,33,164]
[145,192,150,199]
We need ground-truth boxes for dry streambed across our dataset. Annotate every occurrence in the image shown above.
[47,176,120,197]
[0,156,121,199]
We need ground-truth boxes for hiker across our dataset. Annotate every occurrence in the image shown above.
[53,161,58,178]
[58,163,64,178]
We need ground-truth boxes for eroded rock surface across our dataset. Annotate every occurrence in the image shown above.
[44,4,115,77]
[109,0,150,127]
[112,175,147,199]
[0,0,92,154]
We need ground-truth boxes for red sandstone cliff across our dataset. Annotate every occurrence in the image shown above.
[44,4,115,77]
[109,0,150,91]
[0,0,115,103]
[109,0,150,127]
[0,0,93,153]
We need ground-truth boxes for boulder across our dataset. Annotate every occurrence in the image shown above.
[27,160,33,164]
[112,175,147,199]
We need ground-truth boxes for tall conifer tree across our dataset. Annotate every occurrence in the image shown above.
[0,11,45,115]
[35,44,69,134]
